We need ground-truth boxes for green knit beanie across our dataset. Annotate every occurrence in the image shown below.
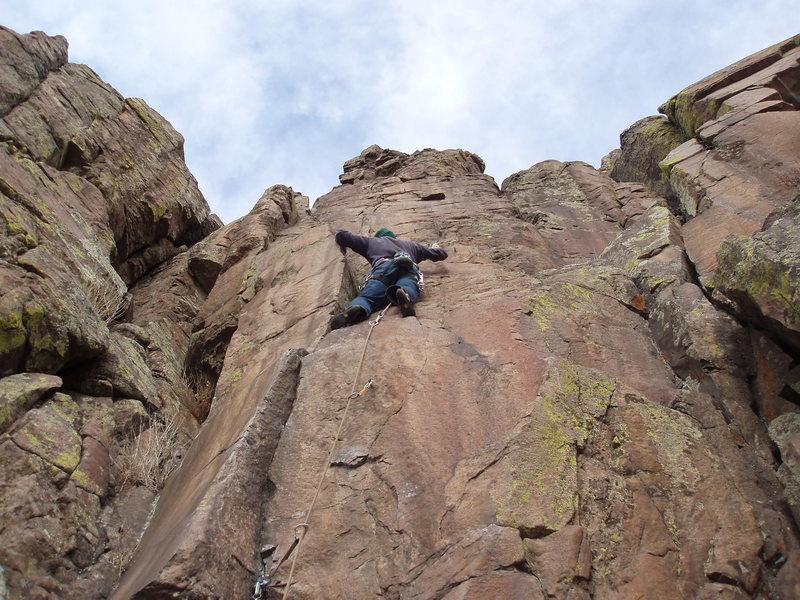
[374,227,396,238]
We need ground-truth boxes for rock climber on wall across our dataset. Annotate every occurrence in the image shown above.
[331,227,448,329]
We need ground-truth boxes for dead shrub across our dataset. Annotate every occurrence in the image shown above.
[85,279,129,325]
[113,411,187,491]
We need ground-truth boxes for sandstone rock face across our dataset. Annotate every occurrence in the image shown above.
[0,25,222,599]
[2,24,800,600]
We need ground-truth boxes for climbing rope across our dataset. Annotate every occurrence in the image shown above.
[279,303,391,600]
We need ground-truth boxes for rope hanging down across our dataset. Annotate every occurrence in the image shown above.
[279,303,391,600]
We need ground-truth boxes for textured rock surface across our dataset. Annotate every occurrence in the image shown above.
[609,115,688,200]
[0,25,218,599]
[2,24,800,600]
[659,35,800,283]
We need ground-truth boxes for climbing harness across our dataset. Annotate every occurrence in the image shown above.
[361,254,424,292]
[255,304,391,600]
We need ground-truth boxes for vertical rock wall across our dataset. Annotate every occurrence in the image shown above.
[1,23,800,600]
[0,25,222,599]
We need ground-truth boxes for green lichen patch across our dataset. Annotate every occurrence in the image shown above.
[150,201,169,221]
[222,367,244,396]
[494,406,577,536]
[526,292,557,332]
[69,468,97,495]
[476,218,501,237]
[0,304,26,362]
[550,360,618,429]
[0,373,63,433]
[23,300,69,366]
[51,392,80,426]
[12,399,82,473]
[633,401,702,488]
[525,280,598,336]
[601,204,683,294]
[2,208,39,250]
[494,361,618,535]
[714,235,800,326]
[661,91,721,138]
[240,264,258,294]
[606,413,633,463]
[127,98,171,144]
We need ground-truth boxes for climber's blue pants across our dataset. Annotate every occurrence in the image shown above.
[348,259,420,316]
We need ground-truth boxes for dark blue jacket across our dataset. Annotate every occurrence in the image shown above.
[335,230,448,266]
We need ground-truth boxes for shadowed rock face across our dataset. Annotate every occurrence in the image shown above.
[2,24,800,600]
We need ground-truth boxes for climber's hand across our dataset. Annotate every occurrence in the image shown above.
[431,242,440,249]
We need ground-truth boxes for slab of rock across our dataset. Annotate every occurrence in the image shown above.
[524,525,591,597]
[1,24,215,386]
[441,570,545,600]
[0,26,67,116]
[11,392,81,473]
[0,372,61,433]
[502,160,623,265]
[111,207,344,599]
[402,525,527,599]
[241,146,798,599]
[71,435,110,497]
[660,34,800,137]
[658,35,800,285]
[770,413,800,524]
[0,437,69,594]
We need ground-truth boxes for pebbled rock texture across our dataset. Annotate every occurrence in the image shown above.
[1,24,800,600]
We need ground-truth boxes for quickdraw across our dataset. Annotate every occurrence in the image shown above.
[252,524,309,599]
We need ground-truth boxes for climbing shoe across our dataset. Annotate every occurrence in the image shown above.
[395,288,416,317]
[331,306,366,330]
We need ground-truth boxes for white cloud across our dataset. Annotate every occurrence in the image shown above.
[4,0,799,222]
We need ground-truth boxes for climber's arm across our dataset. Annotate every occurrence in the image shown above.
[335,230,369,256]
[414,241,448,262]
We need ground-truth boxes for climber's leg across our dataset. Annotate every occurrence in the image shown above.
[387,267,420,317]
[331,261,394,328]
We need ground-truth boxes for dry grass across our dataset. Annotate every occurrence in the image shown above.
[181,364,216,421]
[86,279,128,325]
[113,411,187,491]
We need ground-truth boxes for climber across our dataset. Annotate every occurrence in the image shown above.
[331,227,448,329]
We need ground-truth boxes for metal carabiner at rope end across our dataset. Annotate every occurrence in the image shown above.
[253,576,268,600]
[293,522,309,538]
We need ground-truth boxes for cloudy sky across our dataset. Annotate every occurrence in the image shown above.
[5,1,798,223]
